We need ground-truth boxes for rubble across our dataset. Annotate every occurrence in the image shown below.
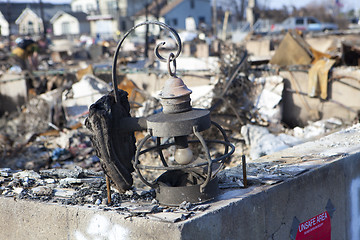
[0,165,218,220]
[62,74,111,120]
[241,124,302,160]
[252,75,284,125]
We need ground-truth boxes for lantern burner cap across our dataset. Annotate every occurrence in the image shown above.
[160,76,192,114]
[160,76,192,99]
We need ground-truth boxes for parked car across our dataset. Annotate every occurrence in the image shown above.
[348,17,360,29]
[271,17,338,33]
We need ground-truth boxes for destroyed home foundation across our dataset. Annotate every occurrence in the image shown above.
[0,125,359,239]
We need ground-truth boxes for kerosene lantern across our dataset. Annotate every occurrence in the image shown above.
[106,21,234,206]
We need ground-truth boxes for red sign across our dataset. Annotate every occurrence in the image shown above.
[296,211,331,240]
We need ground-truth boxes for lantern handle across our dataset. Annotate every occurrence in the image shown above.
[112,21,182,102]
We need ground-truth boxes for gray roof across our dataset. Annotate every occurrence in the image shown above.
[65,11,88,22]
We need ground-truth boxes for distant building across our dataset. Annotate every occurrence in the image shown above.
[0,2,71,37]
[16,8,44,36]
[0,11,9,36]
[50,11,90,36]
[162,0,211,30]
[72,0,118,38]
[118,0,148,32]
[70,0,149,38]
[135,0,212,31]
[71,0,98,14]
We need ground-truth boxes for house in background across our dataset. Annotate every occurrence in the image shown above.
[50,11,90,36]
[87,14,117,39]
[72,0,118,38]
[0,11,9,36]
[71,0,148,38]
[117,0,147,32]
[41,4,72,35]
[0,3,26,36]
[71,0,97,14]
[15,8,44,36]
[0,2,71,37]
[162,0,211,30]
[135,0,211,31]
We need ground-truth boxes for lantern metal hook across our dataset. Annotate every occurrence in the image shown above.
[112,21,182,102]
[167,52,176,77]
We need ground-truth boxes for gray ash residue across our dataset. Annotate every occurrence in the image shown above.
[0,167,209,221]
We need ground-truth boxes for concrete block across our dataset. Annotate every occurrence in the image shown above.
[1,124,360,239]
[280,70,360,127]
[0,198,182,240]
[183,43,196,57]
[246,39,272,57]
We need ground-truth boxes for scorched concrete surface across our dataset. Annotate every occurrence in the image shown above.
[0,124,360,239]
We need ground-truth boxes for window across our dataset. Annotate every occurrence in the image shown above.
[199,16,205,23]
[308,18,318,24]
[173,19,178,26]
[351,18,358,24]
[86,4,94,12]
[107,0,117,15]
[27,21,34,34]
[121,20,127,31]
[295,18,304,25]
[75,5,82,12]
[62,22,70,34]
[190,0,195,9]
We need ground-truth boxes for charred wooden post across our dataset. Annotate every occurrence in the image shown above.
[85,90,136,193]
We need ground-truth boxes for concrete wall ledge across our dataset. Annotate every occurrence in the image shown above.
[1,124,360,239]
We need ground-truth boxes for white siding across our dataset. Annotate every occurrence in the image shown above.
[17,10,43,35]
[53,14,80,36]
[71,0,97,13]
[89,19,117,38]
[0,12,9,36]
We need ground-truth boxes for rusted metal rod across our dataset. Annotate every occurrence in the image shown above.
[242,155,247,188]
[106,175,111,205]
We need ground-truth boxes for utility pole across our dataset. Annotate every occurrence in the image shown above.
[7,0,11,51]
[115,1,120,37]
[155,0,160,21]
[39,0,46,39]
[212,0,217,37]
[246,0,256,30]
[221,10,229,41]
[144,2,149,58]
[240,0,245,21]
